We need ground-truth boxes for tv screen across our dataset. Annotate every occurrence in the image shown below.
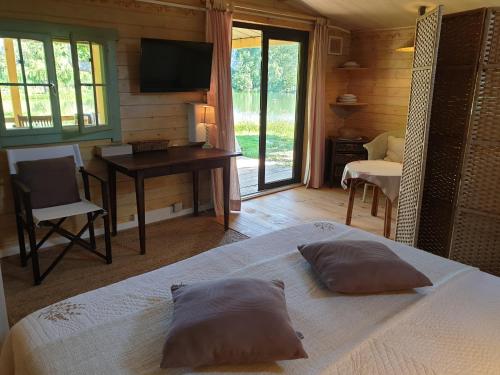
[140,38,213,92]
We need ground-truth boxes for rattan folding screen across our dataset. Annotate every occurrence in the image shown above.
[448,8,500,275]
[398,8,500,276]
[417,9,487,258]
[395,6,443,246]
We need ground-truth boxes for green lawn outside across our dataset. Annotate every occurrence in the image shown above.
[235,120,295,164]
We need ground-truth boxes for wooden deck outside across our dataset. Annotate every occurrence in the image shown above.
[237,156,292,196]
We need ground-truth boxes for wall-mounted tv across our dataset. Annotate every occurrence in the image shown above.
[140,38,213,93]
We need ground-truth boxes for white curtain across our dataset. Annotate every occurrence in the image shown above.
[305,19,329,188]
[206,3,241,215]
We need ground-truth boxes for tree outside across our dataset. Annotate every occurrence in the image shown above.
[0,38,101,127]
[231,42,299,167]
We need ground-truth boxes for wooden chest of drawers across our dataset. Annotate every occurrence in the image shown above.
[327,137,368,186]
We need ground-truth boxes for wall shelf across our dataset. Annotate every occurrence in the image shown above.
[335,67,368,70]
[331,102,368,107]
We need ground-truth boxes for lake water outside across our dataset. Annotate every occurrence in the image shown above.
[231,38,301,195]
[233,91,297,162]
[233,91,297,124]
[233,91,297,195]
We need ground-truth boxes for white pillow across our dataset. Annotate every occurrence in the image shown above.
[384,136,404,163]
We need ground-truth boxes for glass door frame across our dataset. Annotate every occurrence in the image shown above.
[233,22,309,191]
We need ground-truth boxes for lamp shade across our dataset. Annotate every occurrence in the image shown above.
[396,40,415,52]
[187,103,216,143]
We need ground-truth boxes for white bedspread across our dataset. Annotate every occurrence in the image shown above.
[1,222,500,374]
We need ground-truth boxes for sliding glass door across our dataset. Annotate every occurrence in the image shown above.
[231,23,308,195]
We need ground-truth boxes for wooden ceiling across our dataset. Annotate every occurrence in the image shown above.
[298,0,500,30]
[233,27,262,40]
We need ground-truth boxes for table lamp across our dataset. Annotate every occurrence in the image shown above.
[198,105,214,149]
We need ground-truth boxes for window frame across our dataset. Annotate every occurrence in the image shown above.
[0,19,121,147]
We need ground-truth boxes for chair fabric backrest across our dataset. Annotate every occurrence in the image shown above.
[6,144,83,175]
[363,130,406,160]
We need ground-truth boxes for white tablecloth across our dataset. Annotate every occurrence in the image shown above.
[342,160,403,202]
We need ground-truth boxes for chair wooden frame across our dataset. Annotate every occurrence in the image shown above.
[8,146,112,285]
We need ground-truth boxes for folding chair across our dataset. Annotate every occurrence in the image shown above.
[7,144,112,285]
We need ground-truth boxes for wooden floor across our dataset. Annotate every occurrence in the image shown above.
[217,185,397,239]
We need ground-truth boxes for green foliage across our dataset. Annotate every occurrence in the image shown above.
[235,120,294,164]
[268,44,299,93]
[53,41,76,87]
[0,38,95,118]
[231,44,299,93]
[21,40,47,84]
[231,48,261,92]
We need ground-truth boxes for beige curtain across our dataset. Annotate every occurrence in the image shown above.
[206,3,241,216]
[305,20,329,188]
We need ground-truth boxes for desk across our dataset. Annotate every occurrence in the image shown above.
[341,160,403,238]
[100,147,241,254]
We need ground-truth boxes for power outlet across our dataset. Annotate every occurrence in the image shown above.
[173,202,183,213]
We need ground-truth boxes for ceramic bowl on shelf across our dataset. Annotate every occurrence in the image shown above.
[337,94,358,103]
[342,61,360,68]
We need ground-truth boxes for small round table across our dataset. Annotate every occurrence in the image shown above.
[341,160,403,238]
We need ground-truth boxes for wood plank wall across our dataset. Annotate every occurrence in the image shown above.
[0,0,317,255]
[325,29,351,136]
[343,27,414,139]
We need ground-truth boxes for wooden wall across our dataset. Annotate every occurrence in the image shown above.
[343,27,414,139]
[0,0,317,255]
[325,28,351,136]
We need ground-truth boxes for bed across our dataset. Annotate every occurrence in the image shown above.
[1,221,500,374]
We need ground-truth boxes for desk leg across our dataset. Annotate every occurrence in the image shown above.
[192,170,199,217]
[384,197,392,238]
[371,186,379,217]
[222,159,230,231]
[345,182,356,225]
[108,166,117,236]
[135,172,146,255]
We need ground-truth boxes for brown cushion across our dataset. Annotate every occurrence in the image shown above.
[17,156,81,209]
[161,278,308,368]
[298,240,432,294]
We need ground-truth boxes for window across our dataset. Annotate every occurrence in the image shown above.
[0,20,120,147]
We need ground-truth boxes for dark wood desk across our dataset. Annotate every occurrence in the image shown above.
[100,147,241,254]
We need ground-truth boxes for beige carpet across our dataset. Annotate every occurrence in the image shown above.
[1,215,248,325]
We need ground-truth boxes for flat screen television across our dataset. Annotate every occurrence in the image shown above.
[140,38,213,92]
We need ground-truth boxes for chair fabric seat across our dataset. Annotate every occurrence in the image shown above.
[32,199,103,224]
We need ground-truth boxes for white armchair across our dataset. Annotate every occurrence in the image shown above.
[361,130,405,202]
[363,129,406,160]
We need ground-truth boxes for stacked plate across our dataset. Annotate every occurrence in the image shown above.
[337,94,358,104]
[342,61,360,68]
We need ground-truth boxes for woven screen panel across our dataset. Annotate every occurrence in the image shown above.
[413,10,442,68]
[450,9,500,275]
[485,9,500,65]
[469,70,500,143]
[452,211,500,275]
[395,7,442,246]
[435,9,487,66]
[417,9,486,257]
[459,143,500,214]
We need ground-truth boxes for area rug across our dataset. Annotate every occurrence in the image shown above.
[1,215,249,325]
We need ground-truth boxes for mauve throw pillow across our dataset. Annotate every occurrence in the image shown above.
[161,278,307,368]
[298,240,432,294]
[17,156,81,209]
